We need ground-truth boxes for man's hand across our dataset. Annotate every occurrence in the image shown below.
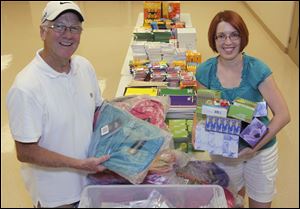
[79,155,110,173]
[14,141,111,172]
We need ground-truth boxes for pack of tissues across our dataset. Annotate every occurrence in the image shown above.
[205,116,241,135]
[240,118,268,147]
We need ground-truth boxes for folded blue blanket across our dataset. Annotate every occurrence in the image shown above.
[88,102,167,184]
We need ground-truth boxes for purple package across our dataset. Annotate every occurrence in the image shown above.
[240,118,268,147]
[169,95,197,106]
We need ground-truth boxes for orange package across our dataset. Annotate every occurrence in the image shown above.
[144,1,162,20]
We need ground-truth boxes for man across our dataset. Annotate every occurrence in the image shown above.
[6,1,109,207]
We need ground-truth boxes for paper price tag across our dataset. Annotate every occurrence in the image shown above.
[101,125,109,136]
[100,120,122,136]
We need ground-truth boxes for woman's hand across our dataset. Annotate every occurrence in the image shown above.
[238,147,256,160]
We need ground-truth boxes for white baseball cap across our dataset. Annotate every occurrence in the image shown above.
[41,1,84,23]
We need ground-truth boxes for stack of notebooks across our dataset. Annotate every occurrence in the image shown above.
[175,48,187,61]
[131,41,148,61]
[145,42,162,64]
[177,28,197,50]
[159,88,196,119]
[161,42,176,64]
[131,41,146,53]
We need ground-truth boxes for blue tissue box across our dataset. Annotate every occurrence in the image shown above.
[205,116,241,135]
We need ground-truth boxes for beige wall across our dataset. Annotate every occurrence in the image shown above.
[245,1,295,48]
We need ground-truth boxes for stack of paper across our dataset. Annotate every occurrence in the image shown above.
[161,43,176,64]
[169,39,178,47]
[131,41,147,53]
[177,28,197,50]
[131,42,147,61]
[145,42,161,64]
[132,52,148,61]
[174,48,187,61]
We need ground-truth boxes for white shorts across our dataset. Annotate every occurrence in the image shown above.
[211,142,278,203]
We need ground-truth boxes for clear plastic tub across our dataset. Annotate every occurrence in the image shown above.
[78,184,228,208]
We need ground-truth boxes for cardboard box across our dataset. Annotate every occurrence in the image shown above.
[196,89,221,120]
[202,105,228,118]
[205,116,241,135]
[253,101,268,117]
[144,1,162,20]
[168,2,180,21]
[240,118,268,147]
[194,122,239,158]
[227,98,257,123]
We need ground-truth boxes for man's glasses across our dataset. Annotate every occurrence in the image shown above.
[48,24,83,34]
[215,32,240,42]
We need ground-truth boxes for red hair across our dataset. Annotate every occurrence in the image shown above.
[208,10,249,53]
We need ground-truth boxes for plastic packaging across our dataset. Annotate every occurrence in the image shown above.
[88,101,173,184]
[175,160,230,187]
[111,95,170,130]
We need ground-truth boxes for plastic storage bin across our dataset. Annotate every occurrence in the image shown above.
[78,184,228,208]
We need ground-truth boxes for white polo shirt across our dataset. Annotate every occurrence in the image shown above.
[6,49,102,207]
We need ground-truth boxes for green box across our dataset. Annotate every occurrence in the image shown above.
[227,98,257,123]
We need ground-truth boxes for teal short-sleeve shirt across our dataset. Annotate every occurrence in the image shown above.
[196,53,275,150]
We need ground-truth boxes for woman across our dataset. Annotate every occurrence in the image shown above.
[193,10,290,208]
